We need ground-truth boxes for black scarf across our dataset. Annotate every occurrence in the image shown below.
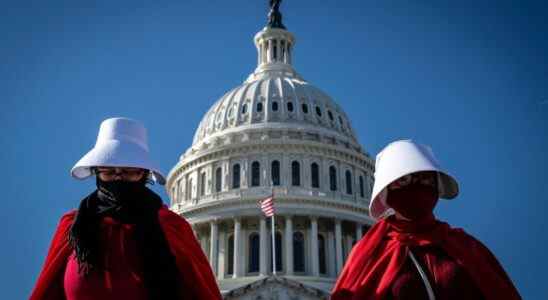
[68,178,181,299]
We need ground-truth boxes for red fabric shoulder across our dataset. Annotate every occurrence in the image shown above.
[442,227,522,300]
[332,220,522,300]
[158,207,222,300]
[331,220,399,299]
[29,210,76,300]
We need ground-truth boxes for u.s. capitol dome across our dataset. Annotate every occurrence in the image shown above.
[166,3,375,299]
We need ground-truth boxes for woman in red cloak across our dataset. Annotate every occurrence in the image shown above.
[331,139,521,300]
[30,118,221,300]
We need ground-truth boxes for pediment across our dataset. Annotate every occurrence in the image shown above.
[223,276,329,300]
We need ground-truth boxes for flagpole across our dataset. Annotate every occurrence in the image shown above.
[271,185,276,276]
[271,214,276,276]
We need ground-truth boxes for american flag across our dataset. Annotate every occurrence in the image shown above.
[259,195,275,217]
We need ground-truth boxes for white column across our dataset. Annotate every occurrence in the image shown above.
[258,41,262,65]
[355,223,363,242]
[260,217,268,276]
[284,41,289,64]
[310,217,320,277]
[209,221,218,276]
[268,39,272,63]
[233,218,241,278]
[285,215,294,275]
[335,219,343,274]
[217,230,226,279]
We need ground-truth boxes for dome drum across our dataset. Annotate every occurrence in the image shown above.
[168,145,373,210]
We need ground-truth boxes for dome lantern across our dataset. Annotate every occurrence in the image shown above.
[247,0,301,83]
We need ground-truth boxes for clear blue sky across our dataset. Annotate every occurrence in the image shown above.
[2,0,546,298]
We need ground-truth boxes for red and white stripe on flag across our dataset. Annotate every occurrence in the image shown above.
[259,196,275,217]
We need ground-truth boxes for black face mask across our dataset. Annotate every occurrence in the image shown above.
[95,177,148,216]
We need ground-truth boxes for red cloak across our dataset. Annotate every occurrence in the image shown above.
[331,217,521,300]
[29,207,222,300]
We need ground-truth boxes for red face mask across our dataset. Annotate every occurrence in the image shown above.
[386,183,439,221]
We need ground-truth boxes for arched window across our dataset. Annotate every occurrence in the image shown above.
[345,170,353,195]
[318,234,327,275]
[291,161,300,186]
[271,160,280,186]
[329,166,337,191]
[232,164,240,189]
[272,102,279,112]
[311,163,320,188]
[359,175,365,198]
[248,233,260,273]
[251,161,260,187]
[287,102,294,112]
[328,110,334,121]
[293,232,305,272]
[302,103,309,114]
[215,167,222,192]
[257,102,263,112]
[200,172,206,196]
[270,232,283,272]
[316,106,322,117]
[242,103,247,114]
[227,235,234,275]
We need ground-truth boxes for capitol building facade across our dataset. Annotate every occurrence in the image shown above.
[166,3,375,299]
